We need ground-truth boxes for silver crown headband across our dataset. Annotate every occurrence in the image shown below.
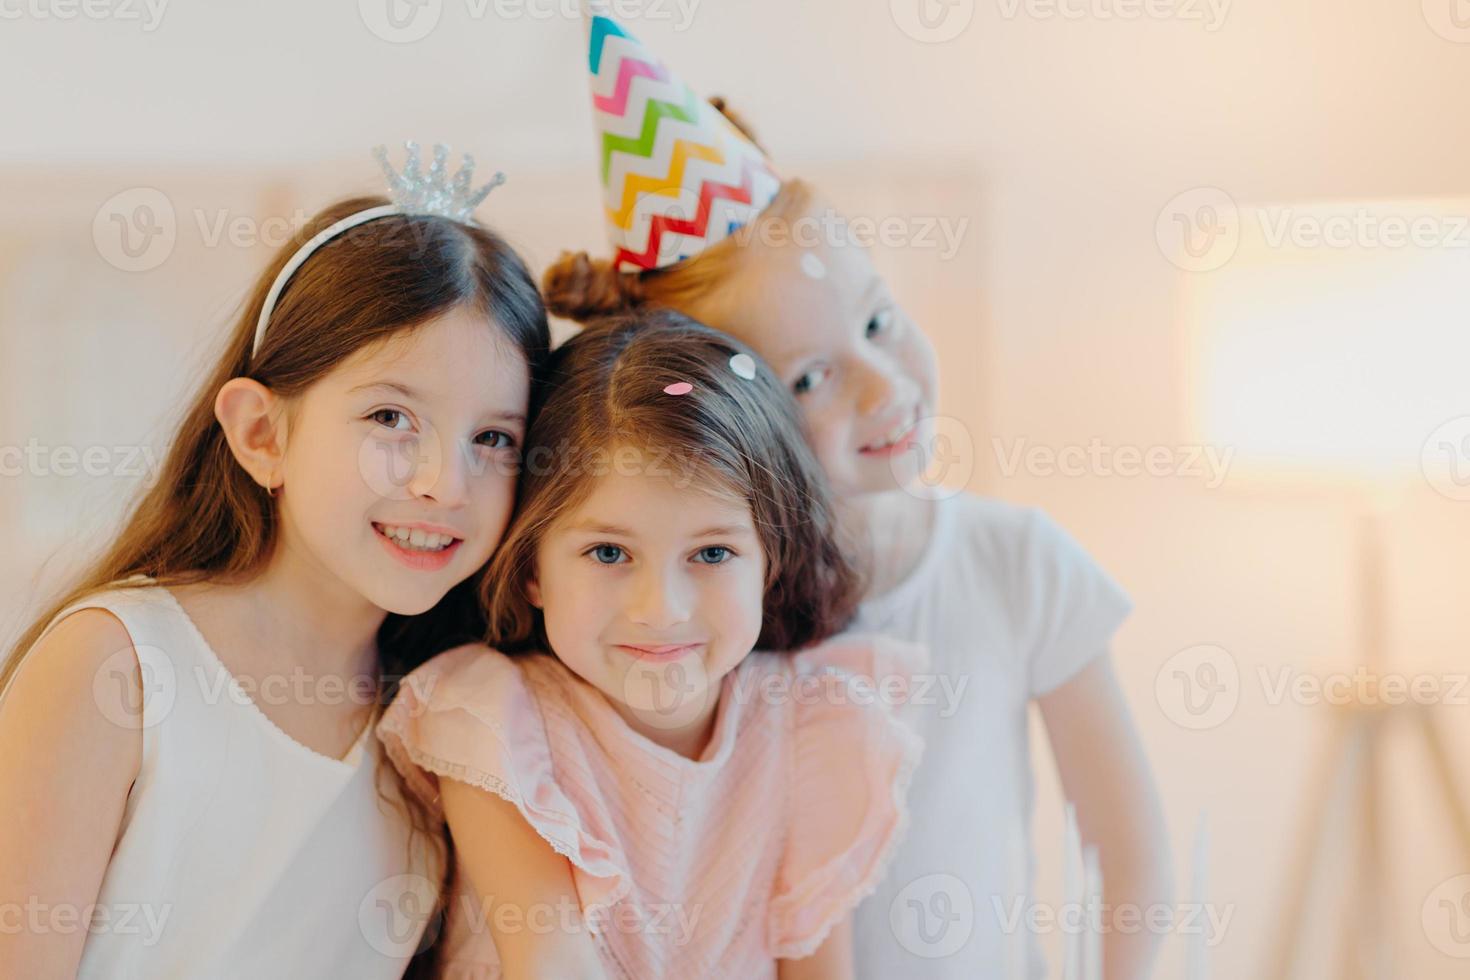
[249,142,507,360]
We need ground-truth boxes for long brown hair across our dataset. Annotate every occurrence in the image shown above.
[1,195,551,970]
[3,195,549,685]
[482,308,861,656]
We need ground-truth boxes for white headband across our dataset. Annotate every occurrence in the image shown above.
[249,142,505,362]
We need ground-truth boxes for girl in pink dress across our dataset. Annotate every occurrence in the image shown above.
[378,310,925,980]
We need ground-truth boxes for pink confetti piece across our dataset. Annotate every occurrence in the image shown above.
[663,381,693,396]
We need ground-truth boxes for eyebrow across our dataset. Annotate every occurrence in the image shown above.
[349,380,421,399]
[568,522,754,538]
[349,380,525,423]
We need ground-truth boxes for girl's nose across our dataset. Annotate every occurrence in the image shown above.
[407,434,471,508]
[626,564,693,630]
[854,353,912,418]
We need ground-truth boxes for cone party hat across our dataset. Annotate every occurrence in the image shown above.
[584,6,781,272]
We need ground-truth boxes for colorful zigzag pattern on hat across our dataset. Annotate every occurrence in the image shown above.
[586,12,780,272]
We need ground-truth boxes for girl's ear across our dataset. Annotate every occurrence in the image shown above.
[214,377,288,492]
[526,577,542,609]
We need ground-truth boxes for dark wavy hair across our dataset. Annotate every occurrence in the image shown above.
[482,308,861,655]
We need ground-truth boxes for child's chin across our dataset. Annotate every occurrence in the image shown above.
[368,585,446,619]
[848,460,922,497]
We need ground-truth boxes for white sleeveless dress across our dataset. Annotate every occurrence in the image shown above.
[15,577,441,980]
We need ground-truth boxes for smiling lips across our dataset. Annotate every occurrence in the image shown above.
[616,643,705,662]
[860,406,921,456]
[372,521,464,571]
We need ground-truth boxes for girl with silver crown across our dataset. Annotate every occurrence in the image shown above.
[0,143,549,979]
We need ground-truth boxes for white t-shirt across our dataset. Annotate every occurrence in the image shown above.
[849,492,1132,979]
[15,579,440,980]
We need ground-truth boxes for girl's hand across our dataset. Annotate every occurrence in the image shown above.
[0,610,142,977]
[439,778,607,980]
[776,914,854,980]
[1039,653,1175,980]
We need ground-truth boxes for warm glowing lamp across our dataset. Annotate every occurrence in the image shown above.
[1180,196,1470,979]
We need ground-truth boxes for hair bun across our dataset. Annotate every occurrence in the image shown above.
[542,250,643,323]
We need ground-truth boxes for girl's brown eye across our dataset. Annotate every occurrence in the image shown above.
[476,430,515,449]
[369,409,410,430]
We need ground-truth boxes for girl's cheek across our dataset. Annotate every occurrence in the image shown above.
[480,480,519,544]
[328,440,374,502]
[357,434,425,502]
[906,329,940,397]
[811,410,852,464]
[799,398,839,443]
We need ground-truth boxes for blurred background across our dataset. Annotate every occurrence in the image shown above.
[4,0,1470,976]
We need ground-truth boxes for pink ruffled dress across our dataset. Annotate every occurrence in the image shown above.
[377,633,925,979]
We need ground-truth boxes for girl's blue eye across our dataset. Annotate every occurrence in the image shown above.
[793,364,831,396]
[589,544,625,565]
[369,408,412,431]
[693,546,732,564]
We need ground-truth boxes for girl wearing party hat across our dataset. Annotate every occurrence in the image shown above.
[0,144,549,978]
[543,11,1173,979]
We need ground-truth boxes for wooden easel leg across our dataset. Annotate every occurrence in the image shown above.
[1357,711,1391,980]
[1265,710,1360,980]
[1416,708,1470,868]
